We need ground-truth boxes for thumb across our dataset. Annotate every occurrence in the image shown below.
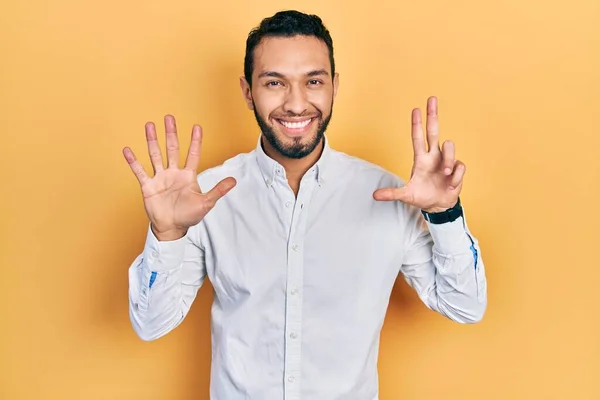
[373,185,413,203]
[204,177,237,207]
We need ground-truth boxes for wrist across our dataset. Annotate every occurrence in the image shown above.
[151,224,188,241]
[422,197,460,214]
[422,206,449,213]
[421,198,463,224]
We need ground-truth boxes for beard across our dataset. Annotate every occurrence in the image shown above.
[252,100,333,159]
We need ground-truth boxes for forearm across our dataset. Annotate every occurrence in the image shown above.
[128,225,206,341]
[402,216,487,324]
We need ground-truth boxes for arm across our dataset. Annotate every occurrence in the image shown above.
[400,205,487,323]
[372,96,486,322]
[122,115,235,341]
[128,224,207,341]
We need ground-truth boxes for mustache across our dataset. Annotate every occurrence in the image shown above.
[272,111,322,119]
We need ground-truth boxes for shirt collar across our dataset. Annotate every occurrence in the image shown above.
[255,134,331,187]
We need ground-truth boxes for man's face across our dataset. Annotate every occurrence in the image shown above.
[241,35,339,159]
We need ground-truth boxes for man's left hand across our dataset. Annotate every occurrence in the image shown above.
[373,96,465,213]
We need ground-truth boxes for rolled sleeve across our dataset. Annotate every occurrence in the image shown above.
[426,217,473,256]
[142,224,189,272]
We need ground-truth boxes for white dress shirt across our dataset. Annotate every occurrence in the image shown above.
[128,134,487,400]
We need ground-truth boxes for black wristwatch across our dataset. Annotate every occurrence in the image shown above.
[421,197,463,224]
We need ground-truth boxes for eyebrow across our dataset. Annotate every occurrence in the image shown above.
[257,69,330,79]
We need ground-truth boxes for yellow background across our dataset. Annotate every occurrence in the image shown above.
[1,0,599,398]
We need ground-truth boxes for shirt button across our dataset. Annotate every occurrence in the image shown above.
[288,375,295,383]
[290,288,298,295]
[151,251,158,258]
[266,178,273,185]
[291,244,299,252]
[285,201,292,208]
[290,332,298,339]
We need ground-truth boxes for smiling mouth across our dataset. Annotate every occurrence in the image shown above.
[275,117,316,135]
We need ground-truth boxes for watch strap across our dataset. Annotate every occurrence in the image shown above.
[421,197,463,224]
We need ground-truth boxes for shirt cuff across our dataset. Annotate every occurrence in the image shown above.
[142,223,189,272]
[425,216,473,255]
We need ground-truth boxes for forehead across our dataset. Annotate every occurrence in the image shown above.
[253,35,331,77]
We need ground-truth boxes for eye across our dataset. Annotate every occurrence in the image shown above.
[266,81,283,87]
[308,79,323,85]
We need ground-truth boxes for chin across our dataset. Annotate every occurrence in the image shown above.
[278,127,318,145]
[267,125,323,159]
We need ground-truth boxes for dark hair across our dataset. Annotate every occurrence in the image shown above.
[244,10,335,87]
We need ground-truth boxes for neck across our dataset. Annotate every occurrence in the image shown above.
[261,136,324,191]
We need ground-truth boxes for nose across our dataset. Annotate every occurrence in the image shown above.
[282,84,309,115]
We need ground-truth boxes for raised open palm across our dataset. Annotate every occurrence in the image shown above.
[373,97,465,213]
[123,115,236,241]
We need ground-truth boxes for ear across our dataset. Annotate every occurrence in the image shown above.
[333,72,340,100]
[239,76,254,110]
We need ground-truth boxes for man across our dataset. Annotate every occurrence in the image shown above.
[123,10,487,400]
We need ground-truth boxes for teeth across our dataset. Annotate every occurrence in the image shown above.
[280,119,311,129]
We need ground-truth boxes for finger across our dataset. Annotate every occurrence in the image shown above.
[450,161,466,189]
[204,177,237,206]
[441,140,455,176]
[145,122,164,174]
[184,125,203,171]
[123,147,150,186]
[426,96,440,153]
[373,186,414,204]
[411,109,427,156]
[164,115,180,169]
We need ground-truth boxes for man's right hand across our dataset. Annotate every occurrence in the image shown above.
[123,115,237,241]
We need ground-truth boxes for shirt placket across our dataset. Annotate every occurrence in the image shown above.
[281,175,314,400]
